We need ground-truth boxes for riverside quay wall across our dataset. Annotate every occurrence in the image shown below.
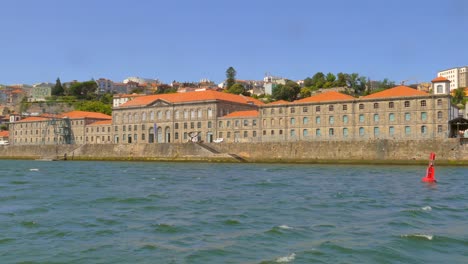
[0,139,467,164]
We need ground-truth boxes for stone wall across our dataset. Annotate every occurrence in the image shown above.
[0,139,467,164]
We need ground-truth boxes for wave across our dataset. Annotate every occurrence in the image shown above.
[276,253,296,263]
[278,225,293,230]
[421,206,432,211]
[401,234,433,240]
[10,180,29,185]
[223,219,241,225]
[0,238,15,244]
[29,168,39,171]
[152,223,182,233]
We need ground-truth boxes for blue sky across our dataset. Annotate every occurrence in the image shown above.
[1,0,467,85]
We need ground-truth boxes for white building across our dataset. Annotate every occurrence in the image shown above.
[123,77,159,85]
[437,66,468,90]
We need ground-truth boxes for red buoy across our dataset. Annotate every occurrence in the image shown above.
[422,152,437,183]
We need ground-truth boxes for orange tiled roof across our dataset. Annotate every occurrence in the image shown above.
[432,76,450,82]
[119,90,264,108]
[268,100,289,105]
[294,91,355,103]
[60,111,112,120]
[16,116,51,123]
[88,120,112,126]
[0,130,9,137]
[363,86,429,99]
[223,110,259,118]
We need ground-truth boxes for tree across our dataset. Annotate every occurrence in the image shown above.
[272,80,300,101]
[225,67,236,89]
[452,87,466,106]
[336,72,348,87]
[74,101,112,115]
[324,72,336,88]
[52,78,64,96]
[227,83,245,94]
[68,80,98,100]
[310,72,326,88]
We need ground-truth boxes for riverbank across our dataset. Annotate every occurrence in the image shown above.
[0,139,467,165]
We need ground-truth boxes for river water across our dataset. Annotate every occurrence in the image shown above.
[0,160,466,263]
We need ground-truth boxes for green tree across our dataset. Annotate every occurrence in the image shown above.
[452,87,465,106]
[300,87,311,98]
[303,77,313,87]
[310,72,326,88]
[225,67,236,89]
[74,101,112,115]
[227,83,245,94]
[335,72,348,87]
[272,80,300,101]
[0,124,8,131]
[52,78,64,96]
[68,80,98,100]
[324,72,336,88]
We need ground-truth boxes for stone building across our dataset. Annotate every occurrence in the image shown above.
[9,111,112,145]
[6,79,460,146]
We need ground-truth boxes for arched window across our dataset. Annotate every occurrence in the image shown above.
[437,85,443,93]
[208,108,213,118]
[303,117,308,124]
[166,110,171,120]
[157,111,162,120]
[175,111,179,120]
[437,111,443,119]
[142,112,147,121]
[197,109,202,118]
[150,111,154,120]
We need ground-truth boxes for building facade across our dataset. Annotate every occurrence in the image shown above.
[7,82,460,146]
[437,66,468,90]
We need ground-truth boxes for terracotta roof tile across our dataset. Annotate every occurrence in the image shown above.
[60,111,112,120]
[223,110,259,118]
[0,130,9,137]
[88,120,112,126]
[363,86,429,99]
[432,76,450,82]
[294,91,355,103]
[119,90,264,107]
[17,116,51,122]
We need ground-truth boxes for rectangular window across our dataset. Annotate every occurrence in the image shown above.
[374,127,379,136]
[405,126,411,135]
[303,107,308,113]
[316,129,321,136]
[253,120,257,126]
[405,113,411,121]
[243,120,249,126]
[343,115,348,124]
[342,105,347,111]
[389,113,395,122]
[343,128,348,137]
[290,108,295,113]
[359,114,364,123]
[389,126,395,135]
[329,116,334,125]
[244,131,248,138]
[421,112,427,121]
